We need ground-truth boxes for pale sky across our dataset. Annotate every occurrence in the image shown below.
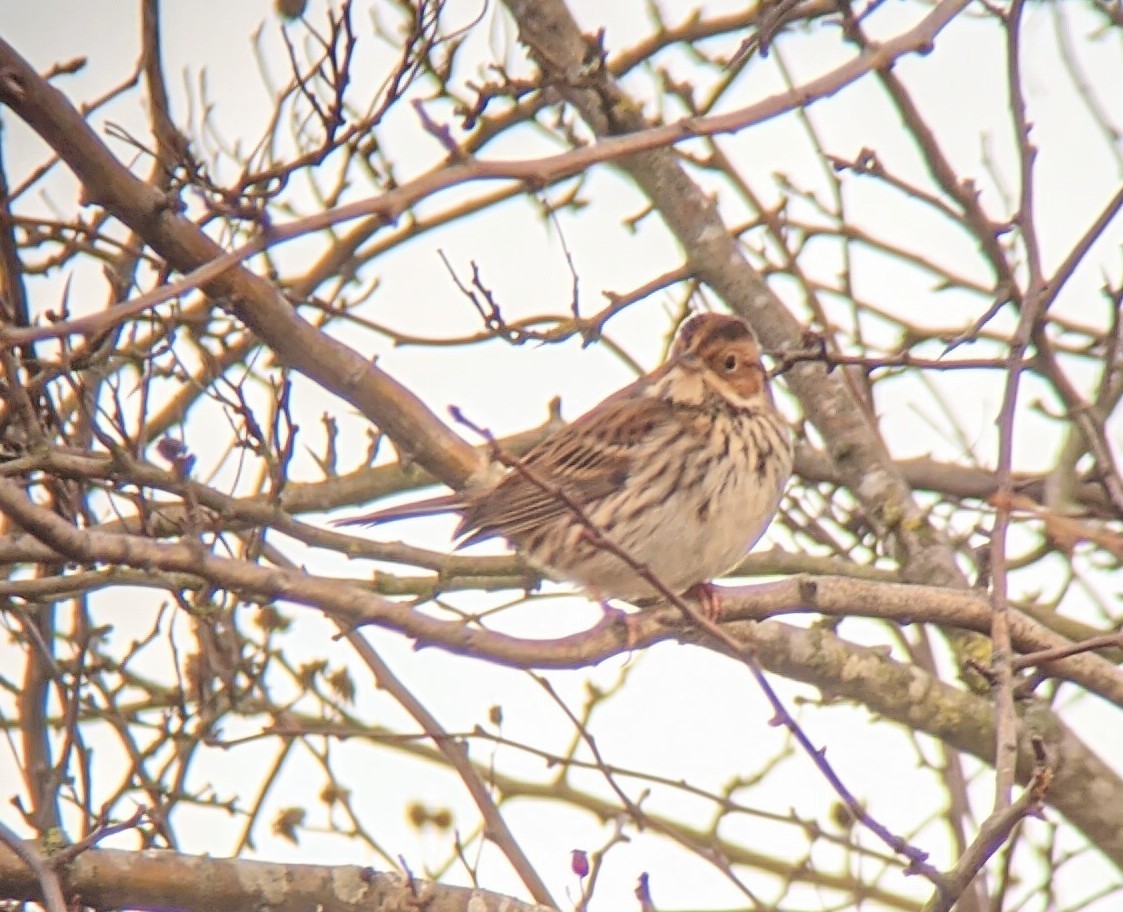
[2,1,1122,909]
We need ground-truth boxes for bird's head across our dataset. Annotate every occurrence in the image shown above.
[670,313,770,405]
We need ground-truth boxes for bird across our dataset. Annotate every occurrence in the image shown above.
[337,313,792,616]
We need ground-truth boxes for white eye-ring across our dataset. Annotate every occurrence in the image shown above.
[723,353,738,371]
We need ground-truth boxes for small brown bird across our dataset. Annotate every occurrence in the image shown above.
[338,313,792,611]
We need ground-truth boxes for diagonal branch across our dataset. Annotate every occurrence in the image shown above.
[498,0,970,589]
[0,34,477,489]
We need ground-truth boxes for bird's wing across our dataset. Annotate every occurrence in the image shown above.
[457,380,674,546]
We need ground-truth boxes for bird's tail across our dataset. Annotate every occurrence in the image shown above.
[333,493,462,528]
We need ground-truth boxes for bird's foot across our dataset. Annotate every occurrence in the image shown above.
[596,599,644,649]
[684,581,723,623]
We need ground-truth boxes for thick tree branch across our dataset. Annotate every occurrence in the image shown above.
[2,476,1123,868]
[0,841,552,912]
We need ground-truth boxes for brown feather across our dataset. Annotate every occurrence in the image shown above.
[456,389,675,546]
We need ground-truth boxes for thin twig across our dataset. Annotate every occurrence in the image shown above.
[986,0,1047,812]
[0,0,970,348]
[921,737,1052,912]
[341,631,557,907]
[448,407,946,885]
[1012,633,1123,672]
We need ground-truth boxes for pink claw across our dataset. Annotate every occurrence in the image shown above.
[685,582,723,623]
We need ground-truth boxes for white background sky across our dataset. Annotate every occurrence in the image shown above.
[2,0,1123,909]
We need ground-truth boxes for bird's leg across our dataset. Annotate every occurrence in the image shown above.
[684,581,723,622]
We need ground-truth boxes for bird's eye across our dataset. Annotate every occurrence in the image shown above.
[723,353,738,371]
